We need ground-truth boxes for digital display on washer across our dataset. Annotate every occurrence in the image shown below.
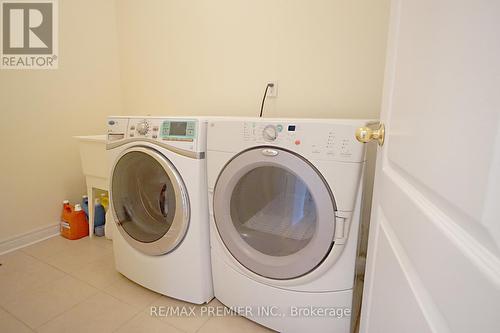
[161,120,196,141]
[169,122,187,136]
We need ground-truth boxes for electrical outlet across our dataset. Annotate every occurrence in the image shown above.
[267,81,277,97]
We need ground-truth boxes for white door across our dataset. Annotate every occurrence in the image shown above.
[360,0,500,332]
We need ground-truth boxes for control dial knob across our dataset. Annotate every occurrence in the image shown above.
[136,121,150,135]
[263,125,278,142]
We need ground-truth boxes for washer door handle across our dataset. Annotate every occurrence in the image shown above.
[159,184,168,217]
[261,148,279,157]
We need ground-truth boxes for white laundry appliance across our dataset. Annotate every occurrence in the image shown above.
[207,117,370,332]
[107,116,213,304]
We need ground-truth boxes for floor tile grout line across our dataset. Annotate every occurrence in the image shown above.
[0,303,37,332]
[3,242,206,333]
[20,243,115,284]
[1,238,122,331]
[193,299,225,333]
[16,249,71,278]
[194,315,215,333]
[110,309,144,333]
[21,236,113,253]
[0,253,75,329]
[142,296,244,333]
[34,290,141,332]
[64,261,122,291]
[32,286,100,330]
[21,251,105,296]
[3,239,152,330]
[1,245,105,330]
[110,305,182,333]
[99,287,156,314]
[15,236,112,269]
[18,239,112,262]
[4,238,270,332]
[109,288,184,333]
[135,296,197,333]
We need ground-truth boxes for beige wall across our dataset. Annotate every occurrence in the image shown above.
[116,0,390,118]
[0,0,389,243]
[0,0,122,241]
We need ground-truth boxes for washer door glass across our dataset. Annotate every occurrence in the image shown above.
[111,147,189,255]
[214,147,336,279]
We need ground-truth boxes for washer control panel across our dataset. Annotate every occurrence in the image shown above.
[107,117,203,152]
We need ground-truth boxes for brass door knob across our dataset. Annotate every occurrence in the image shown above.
[355,123,385,146]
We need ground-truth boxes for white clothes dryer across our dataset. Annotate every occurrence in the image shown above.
[207,117,371,332]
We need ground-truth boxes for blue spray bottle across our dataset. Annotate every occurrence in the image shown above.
[94,198,106,232]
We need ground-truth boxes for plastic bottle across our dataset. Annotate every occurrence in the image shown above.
[60,200,72,234]
[61,200,71,222]
[82,195,89,219]
[100,192,109,211]
[61,203,89,240]
[94,198,106,229]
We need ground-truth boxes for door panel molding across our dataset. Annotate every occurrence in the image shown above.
[366,210,445,333]
[384,165,500,287]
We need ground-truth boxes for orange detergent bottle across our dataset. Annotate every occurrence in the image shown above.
[60,203,89,240]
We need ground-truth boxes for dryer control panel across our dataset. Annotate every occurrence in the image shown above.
[107,117,205,153]
[208,118,370,163]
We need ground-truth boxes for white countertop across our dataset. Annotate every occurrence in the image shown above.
[74,135,106,143]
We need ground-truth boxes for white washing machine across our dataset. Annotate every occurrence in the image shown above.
[207,117,370,332]
[107,116,213,304]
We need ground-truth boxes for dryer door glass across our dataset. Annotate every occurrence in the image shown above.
[111,148,189,256]
[231,166,316,256]
[214,147,337,279]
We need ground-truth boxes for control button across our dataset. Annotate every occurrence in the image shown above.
[130,126,135,130]
[108,120,115,125]
[153,126,159,131]
[263,125,278,142]
[152,134,158,139]
[129,133,134,137]
[277,124,283,132]
[136,121,150,135]
[294,139,301,145]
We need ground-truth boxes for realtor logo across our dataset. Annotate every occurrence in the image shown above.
[1,0,58,69]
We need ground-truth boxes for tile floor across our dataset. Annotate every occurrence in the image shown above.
[0,236,273,333]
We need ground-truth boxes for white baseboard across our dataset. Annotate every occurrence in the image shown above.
[0,223,60,255]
